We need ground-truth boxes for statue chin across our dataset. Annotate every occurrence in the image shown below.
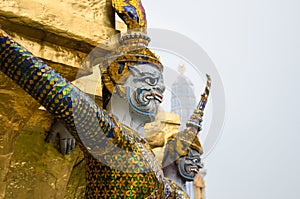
[127,86,160,124]
[128,98,158,123]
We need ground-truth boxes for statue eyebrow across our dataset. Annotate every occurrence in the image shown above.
[129,65,160,77]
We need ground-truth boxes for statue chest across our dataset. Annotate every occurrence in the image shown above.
[84,126,165,198]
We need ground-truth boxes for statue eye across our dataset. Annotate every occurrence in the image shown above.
[145,77,158,85]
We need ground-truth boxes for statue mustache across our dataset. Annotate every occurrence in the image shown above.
[133,88,164,104]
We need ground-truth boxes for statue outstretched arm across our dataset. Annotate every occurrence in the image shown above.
[0,30,121,156]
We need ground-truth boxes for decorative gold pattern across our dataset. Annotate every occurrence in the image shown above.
[101,44,163,95]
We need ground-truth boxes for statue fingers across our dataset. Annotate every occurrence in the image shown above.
[60,138,68,155]
[70,138,76,151]
[58,137,76,155]
[66,138,73,154]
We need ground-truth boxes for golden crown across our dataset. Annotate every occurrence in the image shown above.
[101,31,163,94]
[101,0,163,94]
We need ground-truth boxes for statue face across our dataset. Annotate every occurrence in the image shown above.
[178,149,202,181]
[125,63,165,123]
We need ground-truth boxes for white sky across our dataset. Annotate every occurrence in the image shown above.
[143,0,300,198]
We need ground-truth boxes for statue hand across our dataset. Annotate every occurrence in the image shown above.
[45,120,76,155]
